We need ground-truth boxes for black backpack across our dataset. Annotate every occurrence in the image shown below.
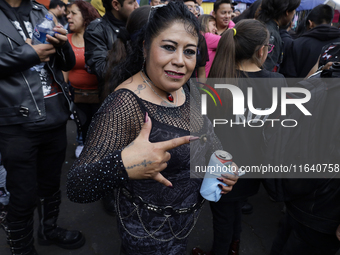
[262,66,340,202]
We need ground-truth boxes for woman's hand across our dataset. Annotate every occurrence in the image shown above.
[336,224,340,241]
[217,162,239,194]
[121,113,195,187]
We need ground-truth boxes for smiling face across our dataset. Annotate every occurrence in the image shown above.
[214,3,233,30]
[67,4,85,33]
[208,19,217,34]
[145,22,198,93]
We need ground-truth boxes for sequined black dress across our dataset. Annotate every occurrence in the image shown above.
[67,83,220,255]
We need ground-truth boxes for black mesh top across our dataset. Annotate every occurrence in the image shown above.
[67,82,220,204]
[67,82,221,253]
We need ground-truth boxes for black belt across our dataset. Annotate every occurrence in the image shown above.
[121,188,205,217]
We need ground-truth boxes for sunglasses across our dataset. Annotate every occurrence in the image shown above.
[265,44,275,54]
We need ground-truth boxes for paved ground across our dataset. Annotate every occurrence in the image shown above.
[0,120,339,255]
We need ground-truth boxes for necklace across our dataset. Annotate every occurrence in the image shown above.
[140,70,178,106]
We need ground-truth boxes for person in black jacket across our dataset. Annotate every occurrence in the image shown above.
[256,0,301,72]
[84,0,139,100]
[0,0,85,254]
[280,4,340,78]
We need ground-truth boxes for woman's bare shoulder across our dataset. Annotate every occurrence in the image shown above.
[114,73,141,92]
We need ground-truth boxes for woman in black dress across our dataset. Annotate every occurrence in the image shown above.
[67,2,238,254]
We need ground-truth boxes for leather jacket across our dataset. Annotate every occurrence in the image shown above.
[0,1,75,126]
[84,14,119,87]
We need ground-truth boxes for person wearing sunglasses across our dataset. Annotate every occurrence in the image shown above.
[192,19,287,255]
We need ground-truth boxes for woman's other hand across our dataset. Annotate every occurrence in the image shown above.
[217,162,239,194]
[121,112,194,188]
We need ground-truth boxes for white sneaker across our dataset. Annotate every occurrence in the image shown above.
[75,145,84,158]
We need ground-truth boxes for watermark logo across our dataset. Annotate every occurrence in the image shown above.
[197,80,312,128]
[202,84,311,116]
[198,82,223,112]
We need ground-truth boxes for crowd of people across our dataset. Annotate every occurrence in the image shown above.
[0,0,339,254]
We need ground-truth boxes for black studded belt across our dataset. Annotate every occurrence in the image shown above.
[120,187,205,217]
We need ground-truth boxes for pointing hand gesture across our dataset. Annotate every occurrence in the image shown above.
[121,113,196,187]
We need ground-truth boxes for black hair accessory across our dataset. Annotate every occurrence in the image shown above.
[117,27,131,44]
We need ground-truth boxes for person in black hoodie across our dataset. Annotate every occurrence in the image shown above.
[280,4,340,78]
[0,0,85,254]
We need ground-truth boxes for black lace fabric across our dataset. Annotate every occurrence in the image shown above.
[67,82,221,254]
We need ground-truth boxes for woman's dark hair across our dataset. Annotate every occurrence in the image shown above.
[294,17,307,38]
[306,4,334,26]
[106,1,200,95]
[103,5,151,99]
[71,0,100,29]
[198,14,215,33]
[208,19,269,111]
[257,0,301,24]
[209,19,269,78]
[233,0,262,24]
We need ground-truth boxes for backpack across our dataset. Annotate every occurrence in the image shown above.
[262,67,340,202]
